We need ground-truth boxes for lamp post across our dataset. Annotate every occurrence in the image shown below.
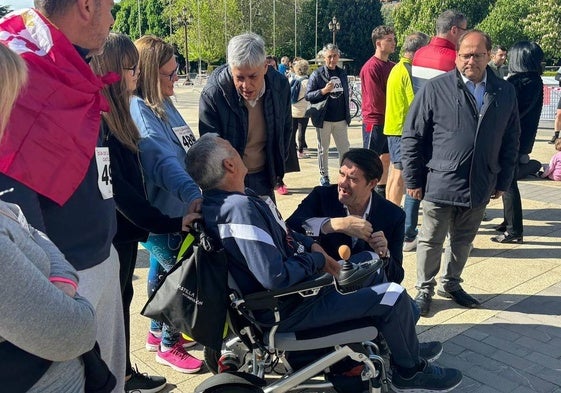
[179,8,193,81]
[328,16,340,45]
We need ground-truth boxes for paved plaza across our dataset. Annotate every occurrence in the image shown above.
[129,85,561,392]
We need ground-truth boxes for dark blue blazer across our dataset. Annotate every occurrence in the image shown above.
[286,185,405,283]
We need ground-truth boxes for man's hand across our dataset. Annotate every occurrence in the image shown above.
[366,230,389,258]
[183,198,203,231]
[311,242,342,277]
[325,216,373,240]
[182,212,202,231]
[407,187,423,201]
[491,190,504,199]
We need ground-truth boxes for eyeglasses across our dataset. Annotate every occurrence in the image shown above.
[455,25,468,32]
[159,66,179,81]
[123,64,139,76]
[457,52,488,61]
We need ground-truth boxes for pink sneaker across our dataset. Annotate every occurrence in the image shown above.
[156,343,203,373]
[146,332,197,351]
[146,331,161,352]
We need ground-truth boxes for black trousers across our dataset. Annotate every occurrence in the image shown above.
[114,240,139,377]
[502,167,523,236]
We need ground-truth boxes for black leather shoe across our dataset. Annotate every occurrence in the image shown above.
[415,291,432,317]
[493,222,507,233]
[491,232,523,244]
[437,287,481,308]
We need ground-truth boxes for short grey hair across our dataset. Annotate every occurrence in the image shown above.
[227,33,266,69]
[186,133,232,191]
[403,32,429,54]
[320,43,341,57]
[436,10,467,35]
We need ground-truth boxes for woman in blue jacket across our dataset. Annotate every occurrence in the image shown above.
[131,35,203,374]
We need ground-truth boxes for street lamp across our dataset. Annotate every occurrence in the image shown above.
[178,8,193,82]
[328,16,340,45]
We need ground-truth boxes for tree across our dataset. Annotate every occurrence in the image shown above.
[0,5,12,18]
[392,0,494,43]
[524,0,561,62]
[476,0,531,49]
[298,0,383,75]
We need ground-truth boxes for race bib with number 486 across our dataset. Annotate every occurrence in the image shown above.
[173,125,196,154]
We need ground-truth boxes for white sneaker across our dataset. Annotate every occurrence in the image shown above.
[403,238,418,252]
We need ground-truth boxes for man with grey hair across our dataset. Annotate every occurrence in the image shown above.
[402,30,520,316]
[412,9,467,91]
[383,32,429,252]
[0,1,128,392]
[306,43,351,186]
[186,133,463,393]
[199,33,292,200]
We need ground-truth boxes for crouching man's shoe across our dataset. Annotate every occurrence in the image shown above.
[437,287,481,308]
[392,359,462,393]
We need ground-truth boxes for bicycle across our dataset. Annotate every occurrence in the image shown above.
[349,79,362,120]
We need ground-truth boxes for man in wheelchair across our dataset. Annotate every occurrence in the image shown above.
[186,133,462,392]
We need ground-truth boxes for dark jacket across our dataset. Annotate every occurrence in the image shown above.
[402,68,520,208]
[305,65,351,127]
[101,122,182,244]
[507,72,543,155]
[0,134,116,270]
[199,65,292,190]
[286,185,405,284]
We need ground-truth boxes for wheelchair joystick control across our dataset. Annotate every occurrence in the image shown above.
[335,245,383,294]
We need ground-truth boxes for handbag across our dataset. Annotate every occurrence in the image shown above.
[141,225,229,351]
[305,99,328,127]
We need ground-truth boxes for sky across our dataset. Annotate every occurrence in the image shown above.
[3,0,34,10]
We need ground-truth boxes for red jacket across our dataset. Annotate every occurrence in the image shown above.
[0,9,115,205]
[411,37,456,92]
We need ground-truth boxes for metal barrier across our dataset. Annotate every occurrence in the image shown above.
[541,85,561,121]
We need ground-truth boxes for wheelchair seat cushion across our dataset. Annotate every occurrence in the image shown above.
[265,318,377,351]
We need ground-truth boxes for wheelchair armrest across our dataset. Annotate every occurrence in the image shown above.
[242,273,334,311]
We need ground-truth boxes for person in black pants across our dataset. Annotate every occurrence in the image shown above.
[92,33,188,393]
[491,41,544,244]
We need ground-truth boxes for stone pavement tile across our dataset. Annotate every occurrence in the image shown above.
[450,375,485,392]
[437,352,520,392]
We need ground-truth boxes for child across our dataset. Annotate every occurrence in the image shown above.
[540,138,561,181]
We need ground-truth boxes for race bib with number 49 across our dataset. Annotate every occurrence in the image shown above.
[95,147,113,200]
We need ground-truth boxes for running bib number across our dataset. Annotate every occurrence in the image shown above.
[95,147,113,200]
[172,125,196,153]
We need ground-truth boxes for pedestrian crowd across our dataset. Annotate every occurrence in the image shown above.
[0,3,554,393]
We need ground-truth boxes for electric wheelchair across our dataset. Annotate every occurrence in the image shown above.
[195,249,391,393]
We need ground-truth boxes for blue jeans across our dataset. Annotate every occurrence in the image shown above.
[143,232,183,347]
[404,194,421,242]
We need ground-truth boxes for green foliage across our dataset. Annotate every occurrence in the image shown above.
[392,0,494,44]
[0,5,12,18]
[523,0,561,62]
[475,0,531,49]
[298,0,383,75]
